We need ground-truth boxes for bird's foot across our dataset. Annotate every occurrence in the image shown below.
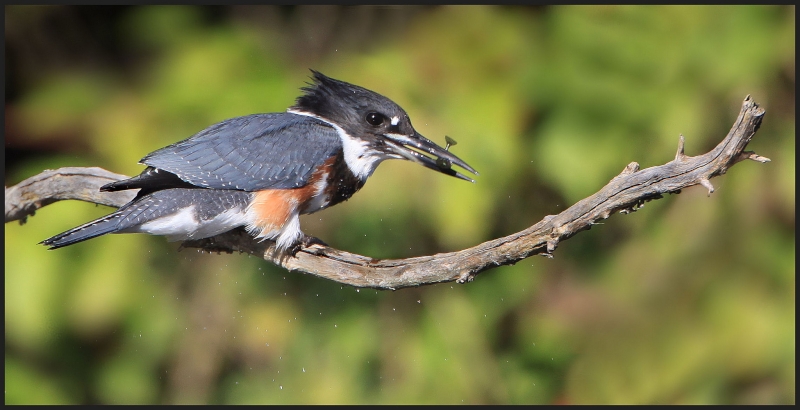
[301,234,328,248]
[285,235,328,257]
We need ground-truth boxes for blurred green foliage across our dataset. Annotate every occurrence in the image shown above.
[4,5,795,404]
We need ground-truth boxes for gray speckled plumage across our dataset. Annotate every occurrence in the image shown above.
[141,113,343,191]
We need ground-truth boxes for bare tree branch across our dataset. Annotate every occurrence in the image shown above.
[5,96,769,289]
[5,167,136,224]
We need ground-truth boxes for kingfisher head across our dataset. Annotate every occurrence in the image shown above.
[288,70,478,182]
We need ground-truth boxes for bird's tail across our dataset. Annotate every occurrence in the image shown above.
[40,212,123,249]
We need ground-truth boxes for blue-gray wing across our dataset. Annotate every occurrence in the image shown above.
[141,113,342,191]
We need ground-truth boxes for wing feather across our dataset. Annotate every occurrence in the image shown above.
[142,113,342,191]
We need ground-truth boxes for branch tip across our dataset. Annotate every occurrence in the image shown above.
[456,271,474,284]
[546,239,558,254]
[620,162,640,176]
[738,151,771,164]
[675,134,687,161]
[699,178,715,196]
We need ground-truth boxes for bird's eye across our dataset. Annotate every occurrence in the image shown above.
[365,112,385,126]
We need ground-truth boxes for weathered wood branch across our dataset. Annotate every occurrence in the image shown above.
[5,96,768,289]
[5,167,136,224]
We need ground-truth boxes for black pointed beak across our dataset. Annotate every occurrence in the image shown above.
[383,132,479,182]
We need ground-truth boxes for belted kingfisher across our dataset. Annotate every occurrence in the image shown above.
[41,70,478,253]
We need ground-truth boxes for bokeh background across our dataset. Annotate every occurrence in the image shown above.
[4,5,795,404]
